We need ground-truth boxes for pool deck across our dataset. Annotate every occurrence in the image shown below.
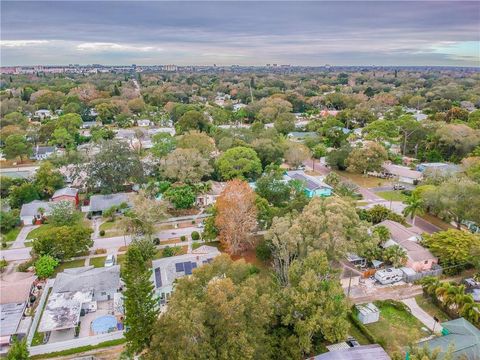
[79,300,115,338]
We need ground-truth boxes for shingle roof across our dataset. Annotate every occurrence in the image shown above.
[52,187,78,198]
[285,171,332,191]
[89,193,129,212]
[20,200,52,217]
[311,344,391,360]
[52,265,120,294]
[0,302,27,337]
[382,164,422,180]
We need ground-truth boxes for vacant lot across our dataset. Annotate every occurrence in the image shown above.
[333,171,391,188]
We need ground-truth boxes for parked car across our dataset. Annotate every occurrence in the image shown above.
[105,254,116,267]
[346,337,360,347]
[393,184,406,190]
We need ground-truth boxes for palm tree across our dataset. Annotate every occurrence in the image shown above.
[460,301,480,326]
[403,193,424,226]
[420,276,440,297]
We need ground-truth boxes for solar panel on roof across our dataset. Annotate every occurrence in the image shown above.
[175,262,184,272]
[184,262,193,275]
[192,262,197,269]
[154,268,162,288]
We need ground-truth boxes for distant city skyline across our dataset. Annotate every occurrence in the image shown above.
[1,1,479,67]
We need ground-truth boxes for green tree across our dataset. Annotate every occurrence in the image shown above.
[372,225,390,242]
[347,143,388,174]
[151,132,176,158]
[35,255,59,278]
[6,338,29,360]
[402,192,424,226]
[382,245,408,267]
[33,161,65,198]
[252,138,285,167]
[176,130,216,156]
[363,119,399,142]
[9,183,40,209]
[176,110,209,133]
[0,210,20,233]
[216,146,262,181]
[162,148,213,183]
[274,112,296,135]
[255,169,292,207]
[3,134,32,162]
[312,143,327,159]
[164,185,196,209]
[48,201,82,226]
[326,143,351,170]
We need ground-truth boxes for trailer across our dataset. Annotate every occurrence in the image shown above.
[374,268,403,285]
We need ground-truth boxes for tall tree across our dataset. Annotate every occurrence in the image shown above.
[3,134,32,162]
[284,142,311,169]
[216,146,262,181]
[346,142,388,174]
[162,148,213,183]
[122,242,159,355]
[215,179,257,254]
[33,161,65,198]
[402,192,424,226]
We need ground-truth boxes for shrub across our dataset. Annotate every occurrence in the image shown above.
[35,255,59,279]
[99,230,106,237]
[191,231,200,241]
[2,242,7,248]
[94,248,107,255]
[162,246,175,257]
[180,235,186,242]
[255,239,272,261]
[153,237,160,245]
[401,189,412,196]
[0,258,7,273]
[17,258,35,272]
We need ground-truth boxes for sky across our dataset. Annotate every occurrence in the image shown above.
[1,1,479,66]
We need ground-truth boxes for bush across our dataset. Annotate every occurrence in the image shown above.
[162,246,175,257]
[94,248,107,255]
[191,231,200,241]
[17,258,35,272]
[0,258,7,273]
[99,230,106,237]
[35,255,59,279]
[153,237,160,245]
[401,190,412,196]
[255,239,272,261]
[180,235,186,242]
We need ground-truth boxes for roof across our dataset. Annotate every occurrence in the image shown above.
[52,265,121,294]
[284,171,332,192]
[0,272,35,304]
[35,146,56,155]
[38,291,93,332]
[311,344,391,360]
[287,131,318,138]
[20,200,52,217]
[151,246,220,290]
[379,220,436,263]
[382,163,422,180]
[89,193,129,212]
[356,303,379,316]
[52,187,78,198]
[0,302,27,337]
[417,318,480,360]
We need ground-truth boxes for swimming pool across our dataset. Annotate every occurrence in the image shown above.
[91,315,118,334]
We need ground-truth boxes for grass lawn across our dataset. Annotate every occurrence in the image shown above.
[90,256,106,268]
[31,288,52,346]
[26,224,56,240]
[347,319,371,345]
[99,220,125,237]
[52,259,86,277]
[334,170,391,188]
[414,295,451,323]
[117,254,126,267]
[365,301,428,356]
[0,227,21,244]
[376,190,409,202]
[419,213,455,231]
[153,245,188,260]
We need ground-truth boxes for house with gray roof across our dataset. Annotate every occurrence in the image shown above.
[311,344,391,360]
[20,200,52,225]
[151,245,220,306]
[32,145,57,160]
[86,193,130,214]
[284,170,332,197]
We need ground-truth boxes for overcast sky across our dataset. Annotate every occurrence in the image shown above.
[1,1,479,66]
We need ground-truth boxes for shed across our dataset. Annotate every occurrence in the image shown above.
[356,303,380,324]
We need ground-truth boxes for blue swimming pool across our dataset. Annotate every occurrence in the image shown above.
[91,315,118,334]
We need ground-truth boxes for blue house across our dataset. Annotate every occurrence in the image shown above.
[284,171,333,197]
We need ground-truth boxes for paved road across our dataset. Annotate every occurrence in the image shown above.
[402,297,443,333]
[10,225,39,249]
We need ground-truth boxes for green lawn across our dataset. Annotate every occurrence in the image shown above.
[52,259,86,277]
[334,170,391,188]
[90,256,106,268]
[31,288,52,346]
[365,301,428,356]
[193,241,222,251]
[414,295,451,323]
[347,319,371,345]
[376,191,409,202]
[0,227,21,243]
[99,220,125,237]
[26,224,56,240]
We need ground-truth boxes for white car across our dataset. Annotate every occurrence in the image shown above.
[105,254,116,267]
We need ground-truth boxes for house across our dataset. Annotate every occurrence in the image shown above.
[86,193,130,214]
[416,318,480,360]
[151,245,220,306]
[81,121,99,129]
[382,163,422,184]
[416,162,461,176]
[310,344,390,360]
[284,170,333,197]
[137,119,151,127]
[233,103,247,111]
[196,182,227,207]
[147,127,176,137]
[32,145,57,160]
[20,200,51,225]
[38,266,122,335]
[377,220,437,272]
[0,272,35,348]
[34,109,52,120]
[287,132,318,142]
[52,187,79,206]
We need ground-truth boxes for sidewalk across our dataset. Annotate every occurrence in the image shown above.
[402,297,443,333]
[10,225,39,249]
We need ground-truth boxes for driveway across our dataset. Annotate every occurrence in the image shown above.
[402,297,443,333]
[10,225,39,249]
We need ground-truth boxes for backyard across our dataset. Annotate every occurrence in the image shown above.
[99,219,125,237]
[333,170,391,188]
[414,295,451,323]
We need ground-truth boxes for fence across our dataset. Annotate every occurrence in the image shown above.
[27,278,54,346]
[403,265,443,283]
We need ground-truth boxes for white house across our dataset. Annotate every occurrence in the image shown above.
[34,109,52,120]
[382,163,423,184]
[137,119,151,127]
[32,145,57,160]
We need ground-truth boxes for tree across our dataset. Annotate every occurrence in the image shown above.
[284,142,311,169]
[422,229,480,274]
[382,245,407,267]
[274,112,296,135]
[128,98,146,114]
[435,124,480,161]
[255,169,292,207]
[397,115,422,155]
[146,255,275,360]
[162,148,213,183]
[363,120,399,142]
[312,143,327,159]
[35,255,59,278]
[252,138,285,167]
[9,183,40,209]
[216,146,262,181]
[0,210,20,233]
[282,251,349,354]
[176,110,209,133]
[48,201,82,226]
[33,161,65,198]
[326,143,351,170]
[215,180,257,255]
[6,338,29,360]
[3,134,32,162]
[50,127,75,148]
[372,225,390,242]
[176,130,216,156]
[125,191,167,237]
[346,142,388,174]
[32,224,93,260]
[402,192,424,226]
[56,113,83,134]
[151,132,176,158]
[83,140,143,193]
[122,242,159,355]
[163,185,196,209]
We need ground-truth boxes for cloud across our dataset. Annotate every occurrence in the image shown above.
[76,42,162,52]
[1,40,50,48]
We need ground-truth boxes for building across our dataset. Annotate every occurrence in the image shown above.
[377,220,437,272]
[196,182,227,207]
[32,145,57,160]
[382,163,422,184]
[284,170,333,197]
[416,318,480,360]
[151,245,220,306]
[86,193,130,214]
[0,272,35,348]
[287,131,318,142]
[34,109,52,120]
[310,344,391,360]
[355,303,380,324]
[20,200,51,225]
[51,187,79,206]
[137,119,151,127]
[416,162,461,176]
